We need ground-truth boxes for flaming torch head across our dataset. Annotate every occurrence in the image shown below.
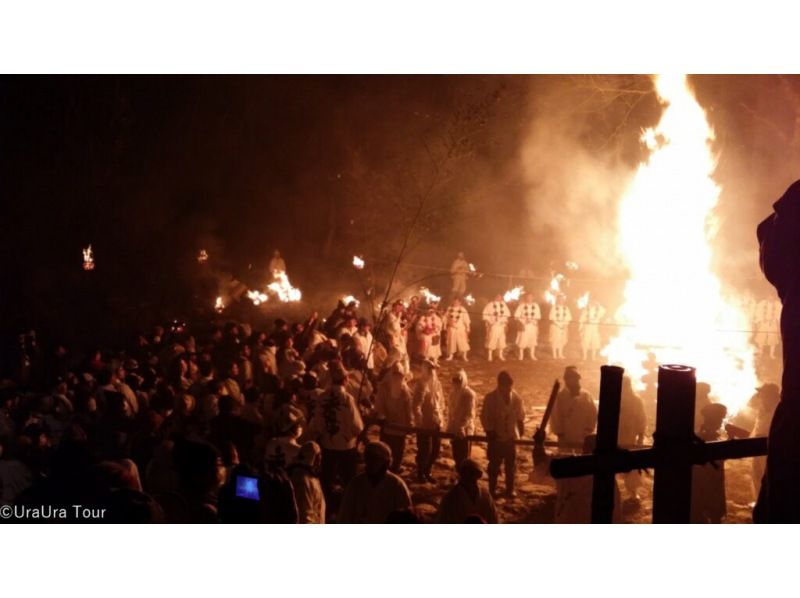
[247,290,268,306]
[503,286,524,303]
[198,249,209,264]
[352,255,365,270]
[577,292,590,310]
[82,245,95,271]
[214,296,224,313]
[419,287,441,305]
[341,294,360,307]
[544,273,566,305]
[268,272,302,302]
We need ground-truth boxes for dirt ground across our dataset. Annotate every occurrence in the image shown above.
[379,354,778,524]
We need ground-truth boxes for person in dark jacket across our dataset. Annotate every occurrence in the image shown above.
[754,180,800,522]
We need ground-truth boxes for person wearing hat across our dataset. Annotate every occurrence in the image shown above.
[337,441,412,523]
[436,458,497,523]
[310,361,364,497]
[413,358,445,483]
[480,370,526,498]
[751,383,780,499]
[446,369,476,468]
[288,441,326,524]
[549,366,597,450]
[482,295,510,362]
[691,402,728,523]
[375,363,414,473]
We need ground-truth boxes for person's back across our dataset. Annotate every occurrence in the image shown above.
[288,442,326,524]
[480,388,524,441]
[437,480,497,524]
[337,441,411,523]
[375,373,413,430]
[550,386,597,448]
[337,470,412,523]
[756,181,800,522]
[691,404,727,523]
[312,384,363,451]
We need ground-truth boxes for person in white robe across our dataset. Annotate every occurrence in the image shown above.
[381,302,407,358]
[446,369,476,468]
[549,297,572,360]
[444,298,471,361]
[482,295,510,362]
[268,249,286,277]
[755,298,781,359]
[450,251,470,296]
[554,435,622,523]
[514,293,541,360]
[354,318,375,370]
[579,300,606,361]
[415,308,442,364]
[549,366,597,449]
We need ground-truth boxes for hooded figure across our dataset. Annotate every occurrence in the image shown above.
[446,369,476,468]
[754,180,800,523]
[288,441,326,524]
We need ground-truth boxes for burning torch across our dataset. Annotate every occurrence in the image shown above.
[82,245,95,271]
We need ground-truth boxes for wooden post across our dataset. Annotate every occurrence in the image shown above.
[652,364,696,524]
[591,365,625,523]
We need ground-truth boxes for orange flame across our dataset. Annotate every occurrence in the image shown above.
[82,245,95,271]
[603,74,758,415]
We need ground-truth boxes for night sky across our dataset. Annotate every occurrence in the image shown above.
[2,75,798,344]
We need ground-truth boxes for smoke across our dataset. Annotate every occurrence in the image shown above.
[519,80,641,278]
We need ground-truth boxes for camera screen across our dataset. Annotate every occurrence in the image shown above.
[235,475,260,501]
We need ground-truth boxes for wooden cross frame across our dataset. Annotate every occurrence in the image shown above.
[550,364,768,523]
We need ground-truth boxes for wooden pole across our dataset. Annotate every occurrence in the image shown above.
[652,364,696,523]
[591,365,624,523]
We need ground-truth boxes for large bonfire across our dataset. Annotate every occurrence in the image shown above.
[603,74,758,415]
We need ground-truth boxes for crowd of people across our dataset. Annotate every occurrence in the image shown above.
[0,246,785,524]
[0,296,538,523]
